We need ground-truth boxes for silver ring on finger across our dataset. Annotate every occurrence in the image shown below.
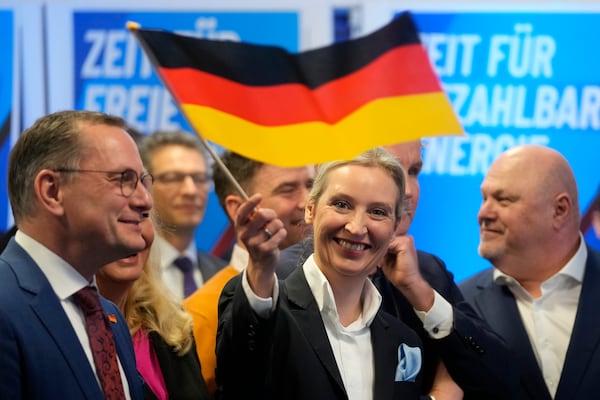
[264,227,273,239]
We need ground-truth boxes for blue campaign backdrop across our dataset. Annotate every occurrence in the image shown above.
[0,9,13,230]
[72,11,299,131]
[7,6,600,270]
[402,12,600,281]
[71,10,300,254]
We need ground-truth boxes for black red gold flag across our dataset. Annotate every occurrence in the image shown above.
[129,12,462,167]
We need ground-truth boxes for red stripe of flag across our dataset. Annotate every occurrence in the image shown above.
[159,44,439,126]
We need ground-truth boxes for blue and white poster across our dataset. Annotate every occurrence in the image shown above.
[0,1,45,233]
[72,11,301,134]
[45,1,331,254]
[0,9,14,231]
[363,6,600,280]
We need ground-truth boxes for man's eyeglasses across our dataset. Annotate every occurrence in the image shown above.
[55,168,154,197]
[154,172,211,186]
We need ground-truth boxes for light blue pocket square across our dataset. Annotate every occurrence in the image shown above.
[394,343,422,382]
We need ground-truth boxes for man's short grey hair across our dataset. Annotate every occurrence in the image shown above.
[138,130,207,173]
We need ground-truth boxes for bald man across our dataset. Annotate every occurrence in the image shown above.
[460,145,600,400]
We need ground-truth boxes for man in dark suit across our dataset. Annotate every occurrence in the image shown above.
[460,145,600,400]
[278,141,521,399]
[0,110,150,399]
[138,130,227,300]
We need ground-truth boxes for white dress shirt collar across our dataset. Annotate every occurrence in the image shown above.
[15,230,91,299]
[302,254,382,329]
[155,235,197,269]
[492,234,587,397]
[493,233,588,291]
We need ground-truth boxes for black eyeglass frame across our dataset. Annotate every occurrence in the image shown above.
[55,168,154,197]
[153,171,211,185]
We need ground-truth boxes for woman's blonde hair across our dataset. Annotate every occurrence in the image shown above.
[122,238,194,356]
[310,147,406,222]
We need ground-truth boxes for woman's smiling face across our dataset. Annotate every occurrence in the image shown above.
[306,164,399,281]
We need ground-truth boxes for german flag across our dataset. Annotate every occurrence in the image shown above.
[129,12,462,167]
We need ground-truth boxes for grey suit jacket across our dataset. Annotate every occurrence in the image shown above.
[216,267,423,400]
[197,250,228,282]
[460,245,600,400]
[0,239,143,400]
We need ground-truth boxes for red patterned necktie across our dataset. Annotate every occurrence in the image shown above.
[72,286,126,399]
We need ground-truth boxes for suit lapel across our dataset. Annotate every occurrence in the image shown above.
[555,248,600,399]
[473,278,551,399]
[197,251,226,282]
[285,269,347,396]
[196,251,212,281]
[371,314,395,400]
[3,241,102,399]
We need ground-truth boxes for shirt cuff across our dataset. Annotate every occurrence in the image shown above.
[414,290,453,339]
[241,268,279,318]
